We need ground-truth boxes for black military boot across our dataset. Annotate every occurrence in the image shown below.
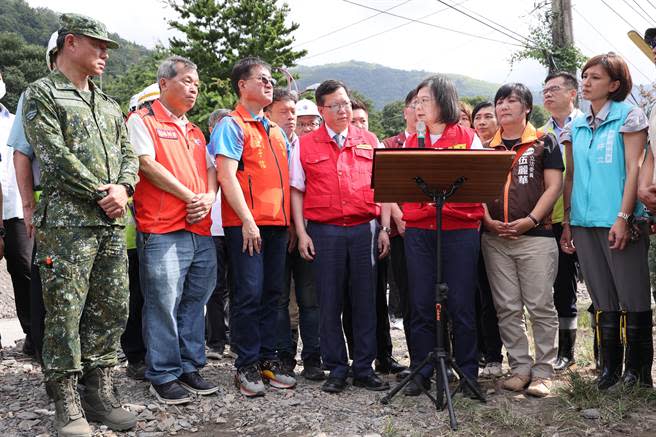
[621,311,653,388]
[597,311,623,390]
[554,329,577,372]
[47,375,91,437]
[81,367,137,431]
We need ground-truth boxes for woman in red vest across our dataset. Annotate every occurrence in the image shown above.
[401,75,484,397]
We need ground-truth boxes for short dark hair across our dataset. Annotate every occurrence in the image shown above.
[350,97,368,114]
[404,89,418,106]
[581,52,632,102]
[315,79,349,106]
[415,75,459,125]
[494,83,533,122]
[544,71,578,89]
[264,88,298,112]
[472,101,494,120]
[208,108,231,131]
[230,56,271,97]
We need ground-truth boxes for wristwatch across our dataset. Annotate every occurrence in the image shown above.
[381,226,392,234]
[617,212,631,223]
[0,227,5,238]
[120,183,135,197]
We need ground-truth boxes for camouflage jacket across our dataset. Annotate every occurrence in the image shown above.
[22,71,138,228]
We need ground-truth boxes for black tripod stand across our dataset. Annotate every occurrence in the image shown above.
[381,176,486,431]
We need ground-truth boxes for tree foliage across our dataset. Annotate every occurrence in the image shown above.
[166,0,307,129]
[380,100,406,139]
[0,32,48,112]
[510,2,586,74]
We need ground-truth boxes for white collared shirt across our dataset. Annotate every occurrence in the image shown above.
[0,103,23,220]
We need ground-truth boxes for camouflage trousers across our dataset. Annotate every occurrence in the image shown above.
[36,226,129,382]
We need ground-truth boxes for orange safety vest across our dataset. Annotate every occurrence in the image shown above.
[299,124,379,226]
[221,104,290,227]
[403,123,483,230]
[132,99,211,236]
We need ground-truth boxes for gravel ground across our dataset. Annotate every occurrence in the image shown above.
[2,264,656,436]
[0,259,17,319]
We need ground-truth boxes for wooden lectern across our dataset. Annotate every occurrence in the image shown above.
[374,148,515,431]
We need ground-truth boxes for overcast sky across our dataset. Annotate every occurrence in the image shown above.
[27,0,656,88]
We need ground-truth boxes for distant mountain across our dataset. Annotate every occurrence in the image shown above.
[292,61,500,109]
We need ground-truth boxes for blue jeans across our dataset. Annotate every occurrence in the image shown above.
[138,231,217,385]
[405,228,479,380]
[224,226,288,369]
[276,247,321,364]
[308,221,378,379]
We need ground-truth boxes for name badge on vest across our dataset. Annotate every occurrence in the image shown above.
[156,128,179,140]
[355,144,373,149]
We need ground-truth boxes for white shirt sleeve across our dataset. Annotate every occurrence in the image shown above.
[289,142,306,192]
[127,115,156,158]
[206,149,214,169]
[470,134,484,150]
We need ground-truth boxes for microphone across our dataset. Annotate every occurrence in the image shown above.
[416,121,426,148]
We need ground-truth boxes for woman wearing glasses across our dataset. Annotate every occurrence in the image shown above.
[400,75,484,397]
[561,53,652,390]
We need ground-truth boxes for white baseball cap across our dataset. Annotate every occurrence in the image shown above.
[296,99,321,117]
[46,31,58,71]
[138,83,160,105]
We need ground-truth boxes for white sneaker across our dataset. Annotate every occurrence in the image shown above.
[480,362,503,378]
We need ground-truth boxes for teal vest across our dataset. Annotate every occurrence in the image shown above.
[570,101,645,228]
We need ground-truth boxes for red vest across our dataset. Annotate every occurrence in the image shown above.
[221,104,290,227]
[133,100,211,236]
[403,123,484,230]
[299,124,379,226]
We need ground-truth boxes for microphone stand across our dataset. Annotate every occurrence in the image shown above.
[381,175,486,431]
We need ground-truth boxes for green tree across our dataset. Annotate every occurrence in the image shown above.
[166,0,307,129]
[530,104,549,128]
[0,31,47,112]
[511,3,586,74]
[461,95,490,108]
[380,100,405,139]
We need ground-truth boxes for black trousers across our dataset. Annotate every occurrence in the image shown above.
[343,254,393,362]
[4,218,33,336]
[389,235,411,352]
[552,223,578,321]
[477,249,503,363]
[205,236,231,348]
[120,248,146,364]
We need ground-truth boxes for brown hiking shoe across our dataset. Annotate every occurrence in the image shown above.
[47,375,92,437]
[526,377,552,397]
[502,373,531,392]
[81,367,137,431]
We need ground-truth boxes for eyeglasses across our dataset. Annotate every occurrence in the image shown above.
[410,97,434,108]
[298,121,320,129]
[249,75,277,87]
[542,85,565,95]
[321,101,352,113]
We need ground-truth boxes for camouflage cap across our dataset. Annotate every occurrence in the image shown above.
[59,13,119,49]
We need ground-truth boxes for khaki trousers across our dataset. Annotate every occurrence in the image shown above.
[481,233,559,379]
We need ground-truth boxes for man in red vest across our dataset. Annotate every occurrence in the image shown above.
[291,80,391,393]
[128,56,218,405]
[210,57,294,398]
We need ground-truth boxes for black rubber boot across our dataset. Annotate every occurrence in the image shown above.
[622,311,653,388]
[597,311,623,390]
[554,329,577,372]
[589,305,600,371]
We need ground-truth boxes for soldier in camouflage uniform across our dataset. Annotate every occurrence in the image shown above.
[22,14,138,437]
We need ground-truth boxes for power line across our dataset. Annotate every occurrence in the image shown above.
[631,0,656,25]
[458,2,533,46]
[434,0,535,48]
[573,7,652,82]
[645,0,656,13]
[620,0,654,27]
[601,0,640,30]
[293,0,412,48]
[339,0,527,47]
[300,3,489,62]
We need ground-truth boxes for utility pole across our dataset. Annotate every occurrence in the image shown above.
[551,0,575,74]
